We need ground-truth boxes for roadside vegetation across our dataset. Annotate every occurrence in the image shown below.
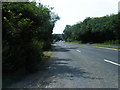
[63,13,120,46]
[2,2,59,87]
[52,34,63,42]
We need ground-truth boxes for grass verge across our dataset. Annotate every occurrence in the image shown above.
[37,51,53,70]
[90,43,120,46]
[84,44,120,49]
[66,41,120,49]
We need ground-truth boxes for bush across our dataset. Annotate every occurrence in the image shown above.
[2,2,59,74]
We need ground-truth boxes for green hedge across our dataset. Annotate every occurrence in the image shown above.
[2,2,59,74]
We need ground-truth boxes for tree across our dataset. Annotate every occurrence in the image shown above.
[63,14,119,44]
[2,2,60,73]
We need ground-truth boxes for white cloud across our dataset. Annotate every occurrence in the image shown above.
[37,0,119,34]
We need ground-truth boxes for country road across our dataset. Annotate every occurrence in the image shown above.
[8,42,119,88]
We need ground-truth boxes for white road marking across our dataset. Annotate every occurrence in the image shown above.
[76,50,81,52]
[104,59,120,66]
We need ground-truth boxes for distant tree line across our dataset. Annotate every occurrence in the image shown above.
[63,13,120,44]
[52,34,63,42]
[2,2,59,74]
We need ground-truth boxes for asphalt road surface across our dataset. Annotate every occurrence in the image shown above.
[9,42,119,88]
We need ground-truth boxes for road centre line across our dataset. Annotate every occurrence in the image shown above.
[76,50,81,52]
[104,59,120,66]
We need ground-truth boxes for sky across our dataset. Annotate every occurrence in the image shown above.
[36,0,119,34]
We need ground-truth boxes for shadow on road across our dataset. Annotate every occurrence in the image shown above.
[53,46,70,52]
[37,57,103,88]
[8,45,103,88]
[53,45,79,52]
